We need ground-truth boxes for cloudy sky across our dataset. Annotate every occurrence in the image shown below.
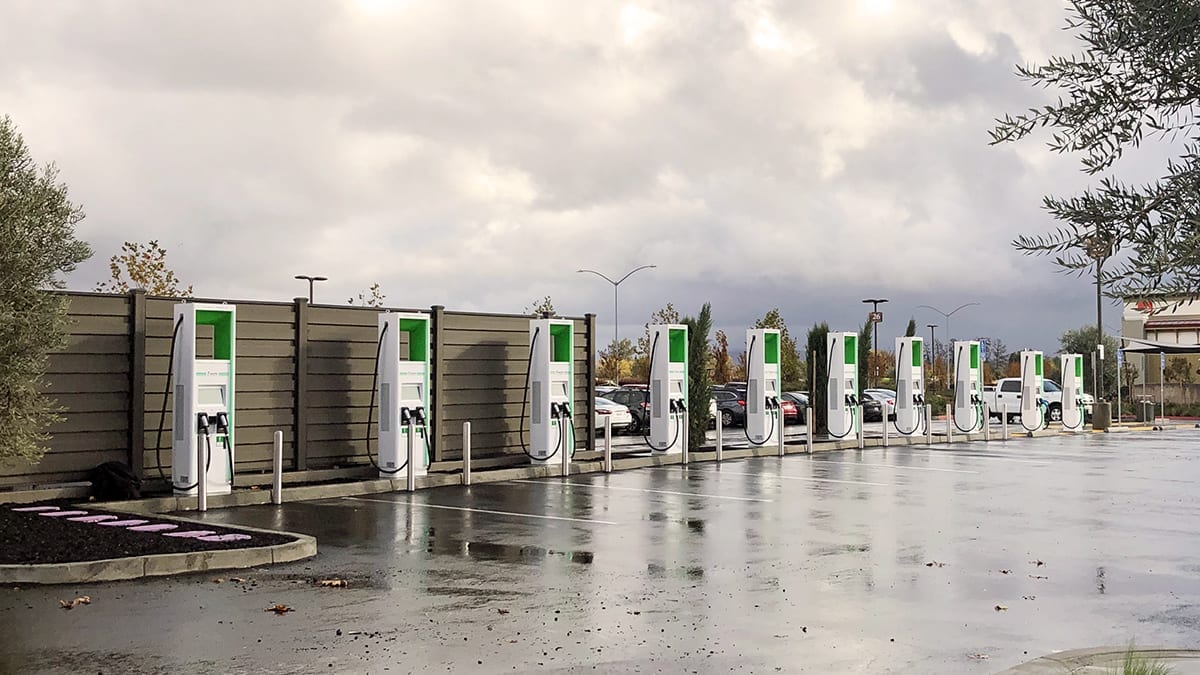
[2,0,1140,353]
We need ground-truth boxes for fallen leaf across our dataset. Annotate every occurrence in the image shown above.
[994,604,1008,612]
[212,578,225,584]
[999,569,1011,575]
[265,604,293,615]
[317,579,348,588]
[925,561,947,568]
[1022,595,1036,601]
[58,596,91,610]
[801,626,808,633]
[1029,575,1049,580]
[496,608,510,615]
[1031,559,1044,567]
[968,653,990,660]
[231,577,246,583]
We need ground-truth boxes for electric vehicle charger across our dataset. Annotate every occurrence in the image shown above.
[740,335,778,447]
[1018,399,1050,433]
[951,354,985,434]
[366,322,432,474]
[519,327,563,462]
[826,345,858,440]
[641,332,683,452]
[154,315,212,491]
[891,350,927,436]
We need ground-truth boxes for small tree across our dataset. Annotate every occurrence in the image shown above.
[1165,357,1195,385]
[858,319,872,389]
[349,283,386,307]
[682,303,713,449]
[806,323,830,434]
[632,303,680,381]
[753,308,805,390]
[96,240,192,297]
[598,338,635,383]
[0,116,92,462]
[711,330,734,384]
[1121,361,1139,397]
[525,295,556,317]
[1060,325,1119,396]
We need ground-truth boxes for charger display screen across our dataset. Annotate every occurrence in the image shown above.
[198,386,224,406]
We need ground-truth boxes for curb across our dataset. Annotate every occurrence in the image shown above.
[998,646,1200,673]
[0,512,316,585]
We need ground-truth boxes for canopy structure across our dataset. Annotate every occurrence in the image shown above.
[1120,337,1200,355]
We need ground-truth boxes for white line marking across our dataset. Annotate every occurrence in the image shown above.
[693,467,889,487]
[344,496,618,525]
[509,478,773,503]
[917,452,1049,465]
[804,458,978,474]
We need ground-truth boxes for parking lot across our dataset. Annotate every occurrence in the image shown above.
[4,430,1200,673]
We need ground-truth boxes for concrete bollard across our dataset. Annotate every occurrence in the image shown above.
[716,410,724,462]
[271,430,283,505]
[806,408,814,453]
[777,410,785,457]
[857,405,865,450]
[983,404,991,442]
[682,410,690,466]
[561,421,570,477]
[603,416,612,473]
[1001,403,1009,441]
[925,404,933,445]
[462,422,472,486]
[406,420,417,492]
[883,404,890,447]
[946,404,953,444]
[197,432,208,512]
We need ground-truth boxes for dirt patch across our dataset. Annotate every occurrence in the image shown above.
[0,505,294,565]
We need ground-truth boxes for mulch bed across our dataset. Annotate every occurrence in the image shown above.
[0,505,295,565]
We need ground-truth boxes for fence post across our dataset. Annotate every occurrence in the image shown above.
[585,313,597,459]
[272,431,283,505]
[293,297,310,471]
[128,289,147,480]
[462,422,472,486]
[430,305,446,463]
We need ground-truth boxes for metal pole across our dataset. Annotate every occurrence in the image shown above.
[613,284,618,347]
[1160,352,1165,422]
[982,404,991,442]
[197,432,207,512]
[561,421,570,477]
[1116,355,1122,427]
[406,420,416,492]
[777,410,785,457]
[946,404,953,443]
[271,430,283,505]
[715,409,724,462]
[603,416,612,473]
[882,404,890,447]
[856,404,864,449]
[1001,403,1009,441]
[462,422,472,486]
[806,408,814,453]
[682,410,690,465]
[925,404,933,445]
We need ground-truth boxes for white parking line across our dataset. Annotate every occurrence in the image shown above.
[344,497,618,525]
[915,451,1049,466]
[803,458,979,474]
[509,478,773,503]
[691,467,889,487]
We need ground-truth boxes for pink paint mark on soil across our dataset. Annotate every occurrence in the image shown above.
[10,506,61,512]
[127,524,179,532]
[40,511,89,518]
[198,534,253,542]
[162,530,218,539]
[99,519,150,527]
[68,515,120,523]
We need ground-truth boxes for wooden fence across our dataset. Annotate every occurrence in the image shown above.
[1,291,596,490]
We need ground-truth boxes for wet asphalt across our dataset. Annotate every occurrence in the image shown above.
[4,430,1200,673]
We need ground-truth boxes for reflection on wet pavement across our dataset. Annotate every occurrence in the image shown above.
[3,431,1200,673]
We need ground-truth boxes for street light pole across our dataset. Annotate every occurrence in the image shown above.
[917,302,980,392]
[294,274,328,303]
[862,298,889,388]
[576,265,657,348]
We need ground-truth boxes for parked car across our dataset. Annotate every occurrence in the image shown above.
[596,385,620,397]
[858,393,884,422]
[861,390,896,421]
[782,392,808,424]
[606,388,651,431]
[711,387,747,427]
[594,397,635,434]
[779,397,799,423]
[985,378,1094,423]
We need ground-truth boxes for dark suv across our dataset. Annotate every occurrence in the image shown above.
[711,387,747,427]
[606,388,651,432]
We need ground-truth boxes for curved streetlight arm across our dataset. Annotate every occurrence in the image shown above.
[917,302,980,319]
[576,269,618,285]
[615,264,657,285]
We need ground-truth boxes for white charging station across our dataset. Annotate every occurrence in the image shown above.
[952,340,984,433]
[1019,349,1046,431]
[745,328,782,445]
[826,331,859,439]
[649,324,688,453]
[377,312,432,478]
[1060,353,1085,430]
[528,318,575,464]
[171,303,236,497]
[893,336,925,436]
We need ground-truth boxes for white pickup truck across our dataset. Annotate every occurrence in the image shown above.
[984,378,1094,423]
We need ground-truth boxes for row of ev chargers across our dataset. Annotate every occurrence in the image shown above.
[164,303,1091,498]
